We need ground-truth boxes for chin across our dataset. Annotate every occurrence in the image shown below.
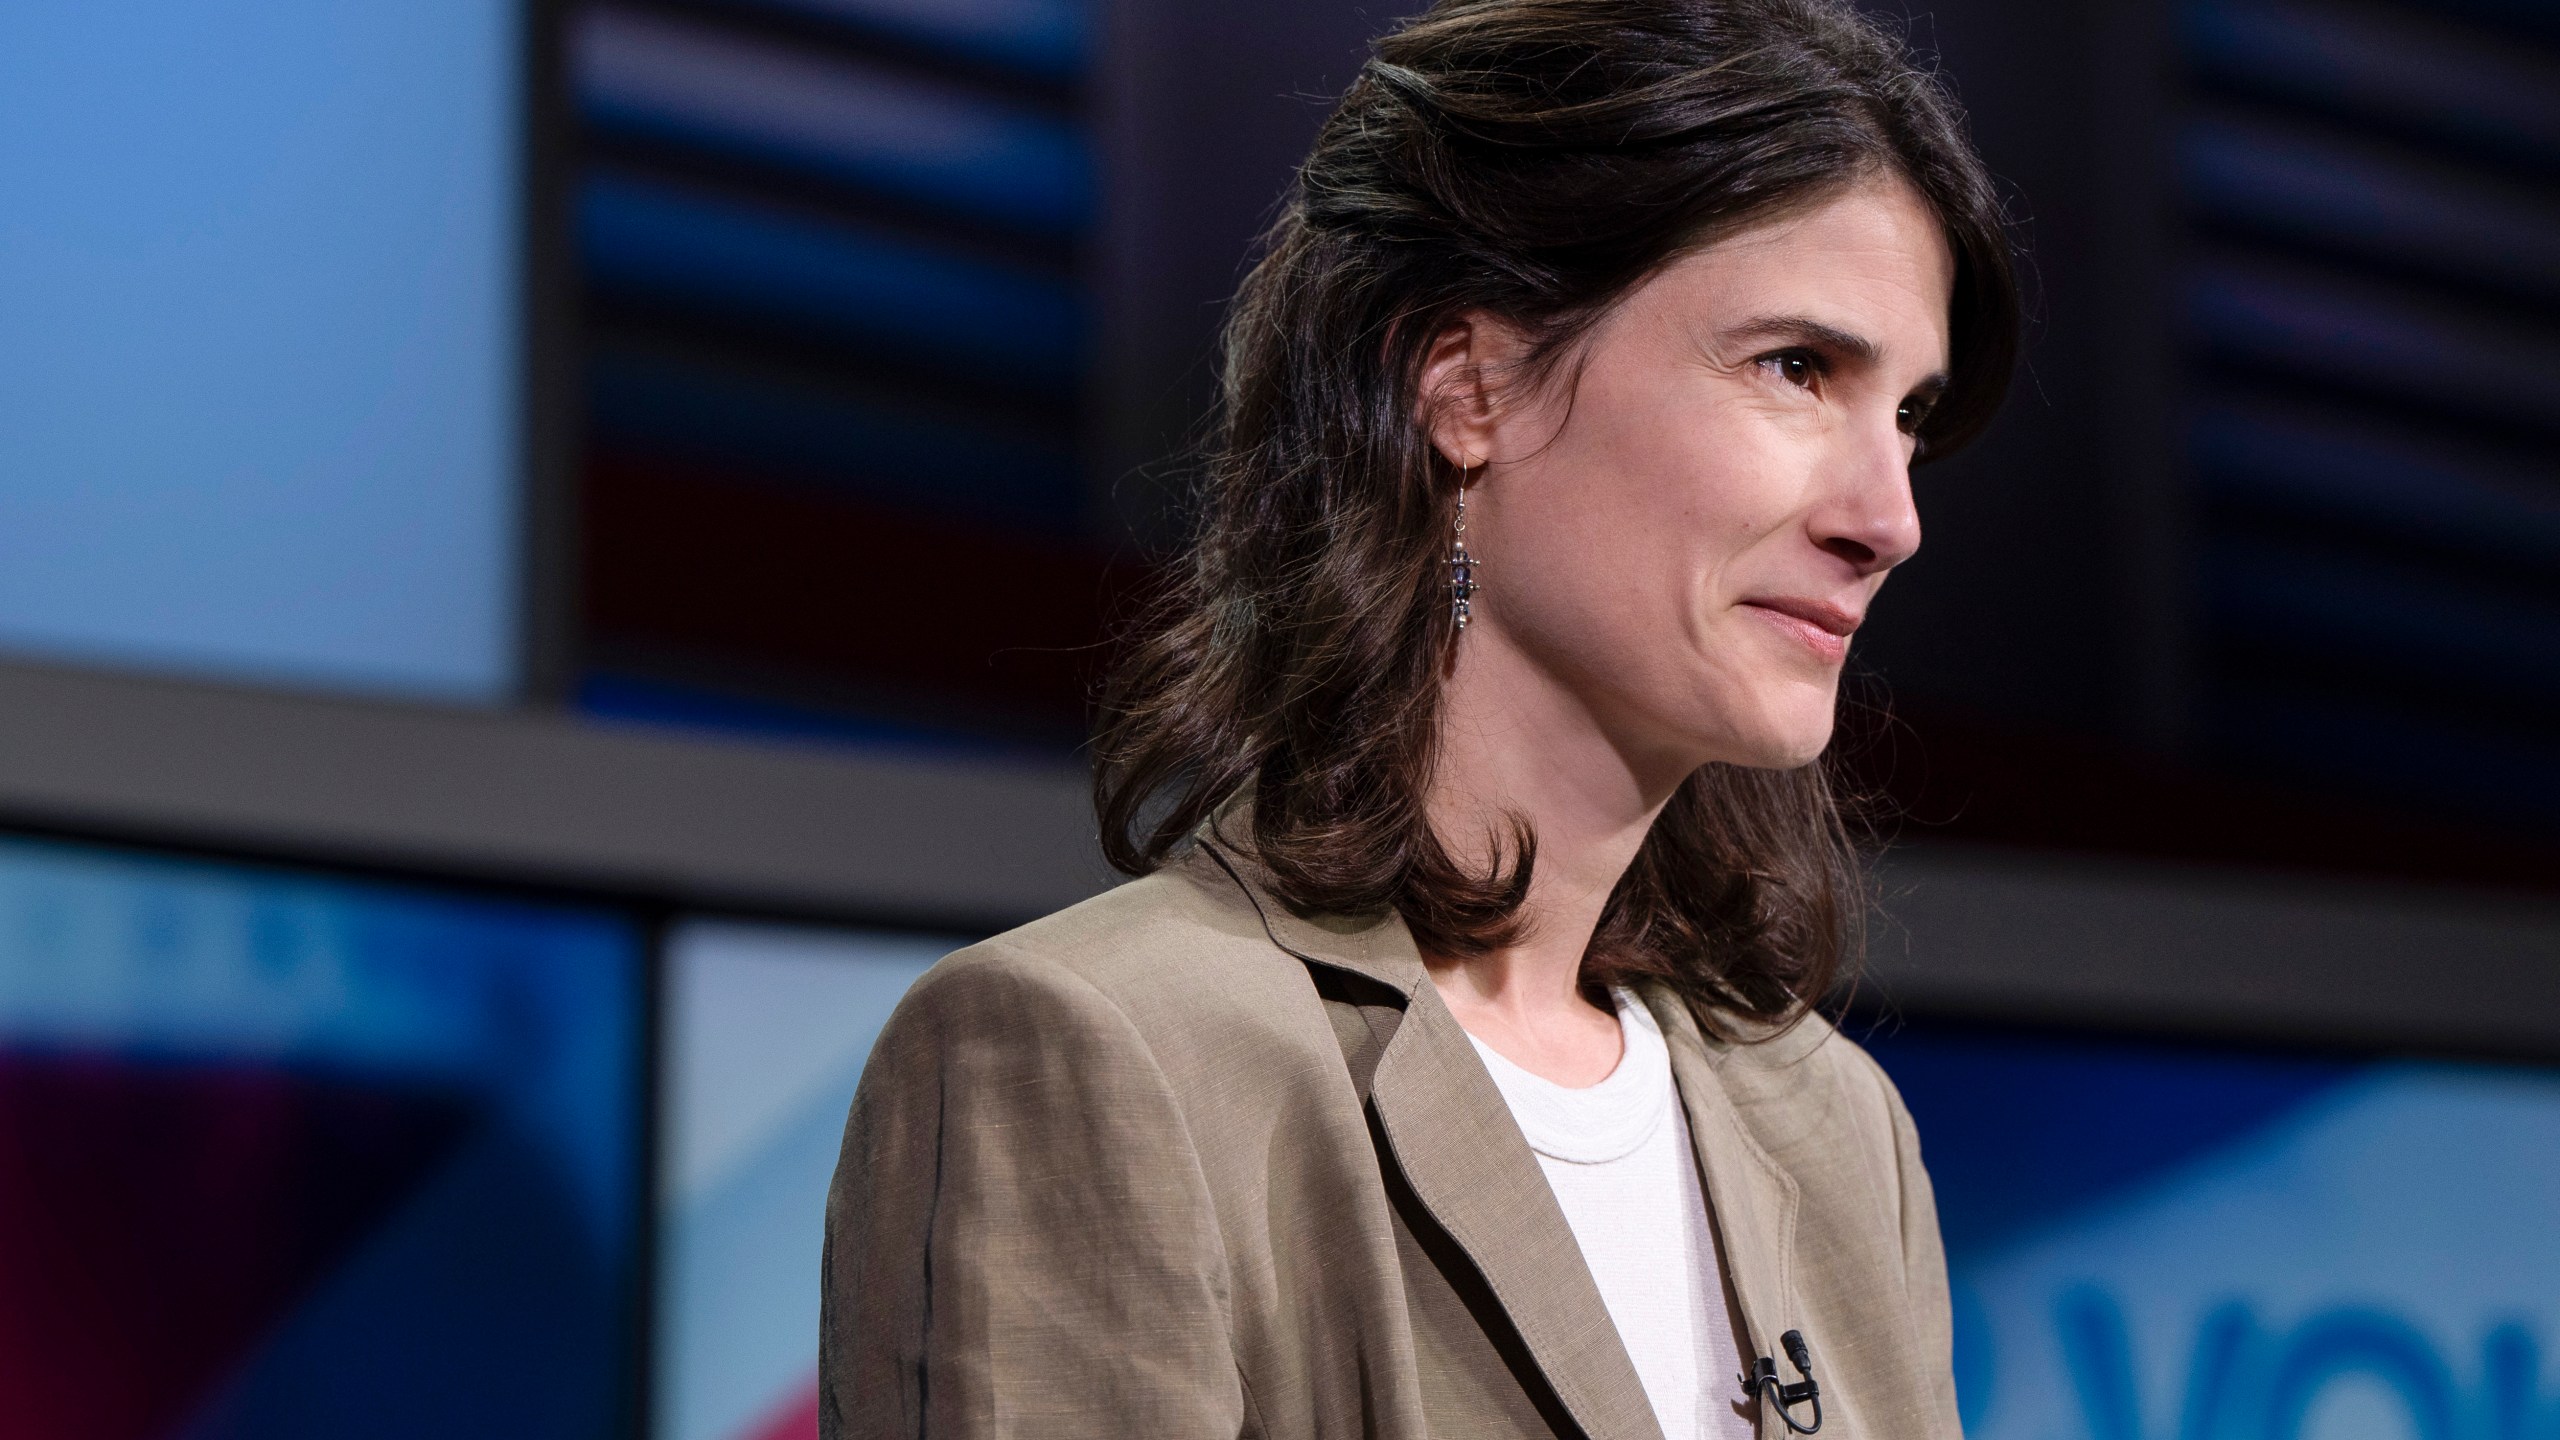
[1736,733,1832,771]
[1719,696,1838,770]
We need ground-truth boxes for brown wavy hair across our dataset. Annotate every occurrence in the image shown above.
[1093,0,2018,1024]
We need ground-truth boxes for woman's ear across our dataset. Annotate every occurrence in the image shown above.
[1417,318,1501,473]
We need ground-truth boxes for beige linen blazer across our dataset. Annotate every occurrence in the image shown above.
[822,838,1961,1440]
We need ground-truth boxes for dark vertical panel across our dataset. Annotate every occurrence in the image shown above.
[1848,0,2182,744]
[1089,0,1388,546]
[526,0,587,705]
[2175,0,2560,836]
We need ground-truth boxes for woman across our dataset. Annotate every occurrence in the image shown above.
[824,0,2016,1435]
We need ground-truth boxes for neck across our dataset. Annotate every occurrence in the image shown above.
[1422,621,1690,1077]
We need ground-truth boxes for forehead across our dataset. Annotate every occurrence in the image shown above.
[1629,177,1957,366]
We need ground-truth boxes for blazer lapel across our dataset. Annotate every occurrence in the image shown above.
[1370,980,1669,1440]
[1198,839,1665,1440]
[1645,990,1802,1395]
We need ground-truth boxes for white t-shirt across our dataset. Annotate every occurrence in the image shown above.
[1467,990,1755,1440]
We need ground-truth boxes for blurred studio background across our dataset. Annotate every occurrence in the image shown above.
[0,0,2556,1437]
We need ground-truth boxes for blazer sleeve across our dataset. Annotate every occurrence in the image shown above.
[1878,1068,1962,1436]
[820,941,1246,1440]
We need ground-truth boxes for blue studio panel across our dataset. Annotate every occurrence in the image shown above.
[0,834,643,1439]
[1870,1023,2560,1440]
[0,1,523,701]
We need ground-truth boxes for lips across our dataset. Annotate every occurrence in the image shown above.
[1744,596,1863,637]
[1739,596,1862,661]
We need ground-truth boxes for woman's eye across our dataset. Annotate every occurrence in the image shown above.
[1762,351,1820,389]
[1896,395,1937,434]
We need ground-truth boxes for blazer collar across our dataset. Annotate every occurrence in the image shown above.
[1194,832,1666,1440]
[1193,840,1426,998]
[1193,805,1426,996]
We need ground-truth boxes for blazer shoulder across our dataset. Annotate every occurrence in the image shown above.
[1800,1020,1918,1154]
[1706,1002,1881,1085]
[991,849,1293,984]
[1694,1003,1918,1165]
[898,851,1332,1066]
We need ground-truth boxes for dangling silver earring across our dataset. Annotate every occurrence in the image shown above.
[1448,465,1480,632]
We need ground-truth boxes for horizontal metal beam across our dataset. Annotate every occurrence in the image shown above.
[1869,842,2560,1059]
[0,657,1109,927]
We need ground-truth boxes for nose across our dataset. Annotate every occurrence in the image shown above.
[1810,421,1922,576]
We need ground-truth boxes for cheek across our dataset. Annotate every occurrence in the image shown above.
[1493,411,1781,657]
[1586,414,1796,617]
[1499,435,1684,619]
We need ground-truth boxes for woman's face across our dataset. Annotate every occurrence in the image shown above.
[1433,175,1955,777]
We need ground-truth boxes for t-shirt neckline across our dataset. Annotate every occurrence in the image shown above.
[1465,988,1675,1165]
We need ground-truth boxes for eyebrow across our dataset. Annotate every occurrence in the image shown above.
[1720,313,1950,390]
[1723,314,1879,362]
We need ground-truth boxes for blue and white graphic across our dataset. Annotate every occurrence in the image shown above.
[0,833,643,1438]
[656,919,955,1440]
[1870,1028,2560,1440]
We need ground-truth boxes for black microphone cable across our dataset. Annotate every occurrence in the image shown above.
[1741,1329,1823,1434]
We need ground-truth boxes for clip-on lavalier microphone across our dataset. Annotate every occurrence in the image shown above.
[1742,1329,1822,1434]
